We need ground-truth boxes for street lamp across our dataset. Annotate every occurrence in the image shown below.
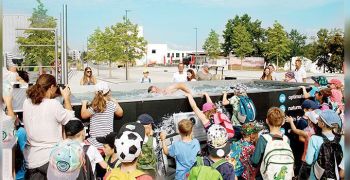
[194,27,198,64]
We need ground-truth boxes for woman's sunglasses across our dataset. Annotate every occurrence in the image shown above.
[86,71,92,73]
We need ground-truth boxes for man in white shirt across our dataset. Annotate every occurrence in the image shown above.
[173,63,187,82]
[294,58,307,83]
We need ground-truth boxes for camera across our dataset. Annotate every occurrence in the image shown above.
[55,84,69,96]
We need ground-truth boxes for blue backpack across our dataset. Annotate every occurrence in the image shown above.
[238,96,256,123]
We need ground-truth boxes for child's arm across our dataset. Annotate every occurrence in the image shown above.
[305,136,317,165]
[300,86,311,99]
[98,161,108,169]
[202,92,213,104]
[186,93,209,125]
[222,92,229,106]
[285,116,308,139]
[81,100,92,119]
[160,132,169,155]
[250,135,266,167]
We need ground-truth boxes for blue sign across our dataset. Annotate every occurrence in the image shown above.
[279,105,286,112]
[279,94,286,103]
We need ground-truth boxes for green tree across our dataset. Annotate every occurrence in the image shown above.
[17,0,57,73]
[87,18,147,78]
[287,29,307,69]
[232,23,254,70]
[263,21,291,69]
[203,29,221,60]
[222,14,265,56]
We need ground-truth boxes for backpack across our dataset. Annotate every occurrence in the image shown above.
[228,140,245,176]
[313,134,343,180]
[212,112,235,138]
[238,96,256,124]
[188,157,226,180]
[77,145,94,180]
[105,168,146,180]
[137,137,157,176]
[260,134,294,180]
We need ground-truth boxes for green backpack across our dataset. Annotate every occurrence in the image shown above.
[188,157,226,180]
[137,137,157,176]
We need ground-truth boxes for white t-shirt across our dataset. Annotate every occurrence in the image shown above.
[271,71,278,81]
[294,67,306,83]
[23,98,75,168]
[81,142,104,173]
[173,72,187,82]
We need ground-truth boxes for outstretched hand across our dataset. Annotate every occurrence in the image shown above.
[160,132,167,141]
[285,116,293,123]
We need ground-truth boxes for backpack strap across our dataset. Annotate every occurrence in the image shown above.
[196,156,204,166]
[216,113,234,135]
[211,159,227,169]
[83,144,90,154]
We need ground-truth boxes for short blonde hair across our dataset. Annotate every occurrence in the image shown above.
[267,107,285,127]
[178,119,193,136]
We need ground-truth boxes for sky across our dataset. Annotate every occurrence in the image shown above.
[4,0,344,51]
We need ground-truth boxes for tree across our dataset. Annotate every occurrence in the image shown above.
[17,0,57,74]
[87,18,147,78]
[232,23,254,70]
[288,29,307,69]
[263,21,291,69]
[222,14,265,57]
[202,29,221,60]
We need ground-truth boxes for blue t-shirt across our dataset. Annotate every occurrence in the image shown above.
[16,127,27,180]
[169,138,200,180]
[305,132,344,180]
[309,86,319,97]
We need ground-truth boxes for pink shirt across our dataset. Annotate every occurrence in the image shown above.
[330,89,344,111]
[302,126,315,161]
[23,98,75,168]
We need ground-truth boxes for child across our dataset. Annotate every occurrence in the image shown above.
[65,120,107,175]
[96,132,121,171]
[81,81,123,149]
[104,122,152,180]
[315,88,332,110]
[160,119,200,180]
[187,93,234,139]
[136,114,157,178]
[140,69,152,83]
[250,107,294,180]
[328,79,344,112]
[300,76,328,99]
[189,124,235,180]
[305,110,344,180]
[228,122,261,180]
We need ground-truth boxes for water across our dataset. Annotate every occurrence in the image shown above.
[72,82,300,101]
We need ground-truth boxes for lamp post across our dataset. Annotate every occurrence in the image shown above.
[125,10,131,80]
[194,27,198,64]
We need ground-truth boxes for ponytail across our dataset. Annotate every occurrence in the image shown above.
[91,91,107,113]
[26,74,56,105]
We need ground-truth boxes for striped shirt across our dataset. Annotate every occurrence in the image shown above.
[87,101,117,148]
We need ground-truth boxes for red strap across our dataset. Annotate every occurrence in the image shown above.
[217,113,234,134]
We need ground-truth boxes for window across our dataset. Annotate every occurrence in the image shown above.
[182,53,184,57]
[176,53,180,57]
[172,53,174,57]
[152,49,156,54]
[167,53,170,57]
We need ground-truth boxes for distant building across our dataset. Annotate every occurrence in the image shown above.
[3,14,31,54]
[69,50,81,61]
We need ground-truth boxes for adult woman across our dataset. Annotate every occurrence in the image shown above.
[260,67,273,80]
[81,82,123,149]
[23,74,74,179]
[187,69,197,81]
[80,67,97,85]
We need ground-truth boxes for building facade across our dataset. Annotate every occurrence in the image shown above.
[3,14,31,54]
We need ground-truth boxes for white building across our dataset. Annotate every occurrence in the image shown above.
[136,43,195,65]
[69,50,81,61]
[3,14,31,54]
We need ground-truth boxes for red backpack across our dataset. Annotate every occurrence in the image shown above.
[213,112,235,138]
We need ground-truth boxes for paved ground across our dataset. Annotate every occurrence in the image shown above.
[68,65,344,87]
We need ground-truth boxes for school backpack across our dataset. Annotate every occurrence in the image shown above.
[238,96,256,124]
[228,140,245,177]
[313,134,343,180]
[137,137,157,176]
[77,145,94,180]
[260,134,294,180]
[188,157,226,180]
[105,168,146,180]
[212,112,235,138]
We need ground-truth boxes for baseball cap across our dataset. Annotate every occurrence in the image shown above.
[96,132,118,147]
[319,110,341,128]
[137,114,154,125]
[118,122,145,141]
[241,122,262,135]
[206,124,230,158]
[115,131,143,163]
[47,139,83,180]
[202,102,216,113]
[328,79,342,87]
[311,76,328,86]
[301,100,319,110]
[95,82,110,95]
[305,109,322,124]
[64,119,84,137]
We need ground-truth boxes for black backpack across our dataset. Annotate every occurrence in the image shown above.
[77,145,95,180]
[313,134,343,180]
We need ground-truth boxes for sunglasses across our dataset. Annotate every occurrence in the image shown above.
[86,71,92,73]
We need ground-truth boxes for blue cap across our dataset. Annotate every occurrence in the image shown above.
[137,114,154,125]
[319,110,341,128]
[301,100,319,110]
